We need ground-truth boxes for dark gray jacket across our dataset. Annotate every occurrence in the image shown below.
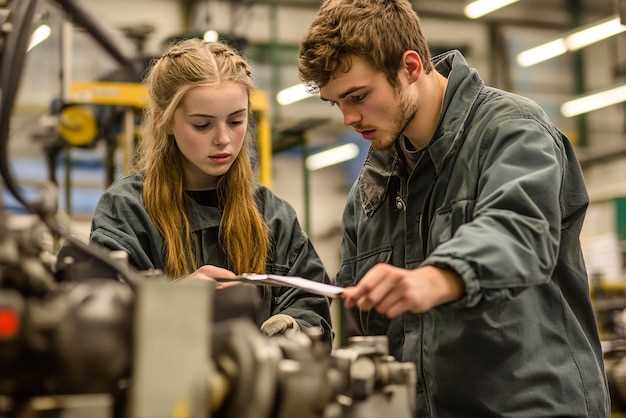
[337,51,609,417]
[90,174,332,340]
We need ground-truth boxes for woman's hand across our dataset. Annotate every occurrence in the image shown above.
[190,265,240,290]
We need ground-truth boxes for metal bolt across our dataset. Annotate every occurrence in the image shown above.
[350,357,376,399]
[348,336,389,355]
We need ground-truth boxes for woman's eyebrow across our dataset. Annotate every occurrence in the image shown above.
[188,108,247,117]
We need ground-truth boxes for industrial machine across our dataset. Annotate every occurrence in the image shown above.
[0,1,416,417]
[0,214,417,418]
[30,2,272,215]
[0,252,417,418]
[592,280,626,417]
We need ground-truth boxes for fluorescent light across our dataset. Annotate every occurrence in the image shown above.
[561,84,626,117]
[464,0,520,19]
[517,39,567,67]
[277,83,315,106]
[28,24,51,51]
[566,17,625,50]
[306,143,359,171]
[517,15,626,67]
[203,30,218,42]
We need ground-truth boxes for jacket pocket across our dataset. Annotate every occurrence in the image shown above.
[428,199,474,251]
[338,246,393,287]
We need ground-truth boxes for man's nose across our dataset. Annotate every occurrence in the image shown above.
[341,106,361,127]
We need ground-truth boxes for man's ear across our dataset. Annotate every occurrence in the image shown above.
[401,50,423,84]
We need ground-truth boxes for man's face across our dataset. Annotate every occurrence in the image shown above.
[319,56,417,150]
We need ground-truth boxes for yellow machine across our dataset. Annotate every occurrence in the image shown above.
[60,81,272,187]
[57,105,98,147]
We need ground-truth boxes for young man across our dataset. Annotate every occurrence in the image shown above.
[298,1,609,417]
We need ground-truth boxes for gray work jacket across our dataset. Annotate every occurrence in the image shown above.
[90,174,332,340]
[337,51,609,417]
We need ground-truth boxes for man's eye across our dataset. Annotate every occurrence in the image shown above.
[350,93,366,103]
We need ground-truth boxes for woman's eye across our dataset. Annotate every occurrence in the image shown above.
[192,123,211,130]
[229,120,245,126]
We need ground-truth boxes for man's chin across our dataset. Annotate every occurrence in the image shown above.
[371,136,395,151]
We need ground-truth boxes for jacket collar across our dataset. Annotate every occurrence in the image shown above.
[185,194,221,232]
[358,50,484,217]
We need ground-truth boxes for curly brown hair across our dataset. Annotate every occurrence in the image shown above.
[298,0,433,91]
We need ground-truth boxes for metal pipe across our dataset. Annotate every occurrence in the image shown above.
[270,1,281,128]
[0,0,39,211]
[51,0,140,80]
[61,21,72,214]
[301,136,311,235]
[580,146,626,169]
[568,0,588,148]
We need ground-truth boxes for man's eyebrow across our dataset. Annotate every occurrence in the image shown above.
[338,86,366,99]
[320,86,366,103]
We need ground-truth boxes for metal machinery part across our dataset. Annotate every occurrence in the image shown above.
[604,338,626,412]
[130,280,212,418]
[604,310,626,411]
[210,324,416,418]
[57,106,98,147]
[128,276,417,418]
[0,1,416,416]
[0,214,417,418]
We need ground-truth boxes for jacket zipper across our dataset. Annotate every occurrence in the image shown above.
[419,176,437,417]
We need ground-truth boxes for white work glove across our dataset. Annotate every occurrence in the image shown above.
[260,314,300,336]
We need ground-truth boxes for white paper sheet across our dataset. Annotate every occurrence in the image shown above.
[214,273,344,298]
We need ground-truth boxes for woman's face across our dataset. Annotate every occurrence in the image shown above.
[172,81,249,190]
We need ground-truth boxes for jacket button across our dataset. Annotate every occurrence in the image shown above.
[395,196,406,211]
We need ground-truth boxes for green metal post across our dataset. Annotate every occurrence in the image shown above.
[301,135,310,235]
[568,0,588,147]
[270,1,281,131]
[64,149,72,215]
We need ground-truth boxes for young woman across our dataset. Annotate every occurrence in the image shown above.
[90,39,331,340]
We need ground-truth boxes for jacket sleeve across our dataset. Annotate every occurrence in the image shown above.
[336,183,359,287]
[265,195,333,343]
[90,189,161,271]
[422,117,564,308]
[335,183,366,336]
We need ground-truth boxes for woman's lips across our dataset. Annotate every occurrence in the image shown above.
[208,154,231,164]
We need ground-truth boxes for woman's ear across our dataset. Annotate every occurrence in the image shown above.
[164,116,175,136]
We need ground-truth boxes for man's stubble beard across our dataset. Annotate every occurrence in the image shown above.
[373,90,417,151]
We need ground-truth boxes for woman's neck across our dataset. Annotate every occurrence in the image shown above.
[183,161,218,190]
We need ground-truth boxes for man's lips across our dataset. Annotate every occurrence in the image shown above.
[357,129,376,139]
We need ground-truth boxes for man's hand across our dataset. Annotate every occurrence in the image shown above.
[342,264,464,318]
[190,265,240,290]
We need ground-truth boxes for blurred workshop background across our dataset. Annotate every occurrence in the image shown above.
[4,0,626,413]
